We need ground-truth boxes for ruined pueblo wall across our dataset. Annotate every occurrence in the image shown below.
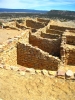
[16,22,26,29]
[60,31,75,65]
[29,34,61,57]
[36,18,50,25]
[0,30,30,66]
[25,19,44,29]
[41,33,60,39]
[50,25,75,31]
[17,42,61,70]
[65,47,75,65]
[46,29,63,35]
[37,18,50,23]
[66,36,75,45]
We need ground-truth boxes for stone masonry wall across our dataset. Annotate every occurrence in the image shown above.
[0,29,30,66]
[41,33,60,39]
[65,46,75,65]
[17,42,61,70]
[36,18,50,25]
[25,19,44,29]
[37,18,50,23]
[29,34,61,57]
[66,36,75,45]
[50,25,75,31]
[60,30,75,65]
[46,29,63,35]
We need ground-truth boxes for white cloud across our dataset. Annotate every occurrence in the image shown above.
[0,0,75,10]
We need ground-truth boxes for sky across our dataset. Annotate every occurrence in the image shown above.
[0,0,75,11]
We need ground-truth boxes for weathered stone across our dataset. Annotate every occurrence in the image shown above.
[18,67,26,71]
[5,66,11,70]
[57,69,65,76]
[41,69,48,76]
[26,68,35,74]
[19,71,25,76]
[66,70,73,77]
[0,45,3,48]
[35,70,41,74]
[0,64,4,68]
[48,71,56,76]
[10,66,19,71]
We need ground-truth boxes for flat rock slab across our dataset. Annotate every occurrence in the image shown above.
[18,67,26,71]
[57,69,65,76]
[48,71,57,76]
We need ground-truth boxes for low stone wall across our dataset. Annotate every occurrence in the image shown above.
[36,18,50,25]
[65,46,75,65]
[69,30,75,33]
[37,18,50,23]
[66,36,75,45]
[25,19,44,29]
[17,42,61,70]
[16,22,26,29]
[0,29,30,66]
[50,25,75,31]
[60,30,75,65]
[41,33,60,39]
[46,29,63,35]
[29,34,61,57]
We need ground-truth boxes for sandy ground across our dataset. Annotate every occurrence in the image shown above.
[0,68,75,100]
[0,29,23,44]
[50,20,75,28]
[0,20,75,100]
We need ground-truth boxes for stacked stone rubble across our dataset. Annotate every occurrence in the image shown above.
[60,34,66,65]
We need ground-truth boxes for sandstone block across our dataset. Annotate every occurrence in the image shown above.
[10,66,19,71]
[48,71,56,76]
[41,69,48,76]
[35,70,41,74]
[66,70,73,77]
[19,71,25,76]
[26,68,35,74]
[57,69,65,76]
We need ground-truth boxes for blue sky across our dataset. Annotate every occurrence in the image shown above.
[0,0,75,11]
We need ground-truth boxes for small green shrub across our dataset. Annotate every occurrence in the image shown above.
[0,22,2,26]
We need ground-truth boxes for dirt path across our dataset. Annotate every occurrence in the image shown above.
[0,29,23,44]
[0,68,75,100]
